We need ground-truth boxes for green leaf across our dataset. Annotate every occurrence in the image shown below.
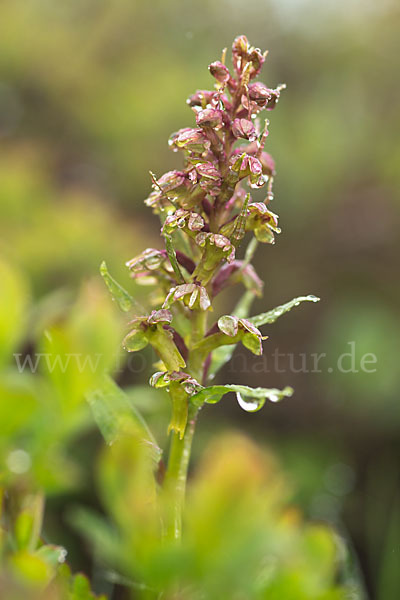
[191,384,293,411]
[86,375,161,462]
[14,494,44,552]
[249,295,320,328]
[35,544,67,568]
[123,328,148,351]
[100,261,134,312]
[218,315,237,337]
[14,511,35,551]
[164,233,185,283]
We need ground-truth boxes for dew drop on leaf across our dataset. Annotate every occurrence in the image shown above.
[236,392,260,412]
[268,392,280,403]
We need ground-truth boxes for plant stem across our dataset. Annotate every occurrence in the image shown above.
[164,403,198,540]
[164,308,206,541]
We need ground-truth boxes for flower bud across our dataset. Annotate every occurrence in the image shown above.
[169,127,211,153]
[232,118,257,141]
[126,248,166,272]
[246,203,280,243]
[196,108,223,128]
[196,162,220,181]
[163,209,204,236]
[187,89,215,108]
[157,170,186,193]
[248,82,273,107]
[209,61,230,84]
[232,35,249,74]
[196,162,222,196]
[232,36,265,79]
[230,154,264,188]
[217,315,263,355]
[247,47,265,78]
[163,283,211,311]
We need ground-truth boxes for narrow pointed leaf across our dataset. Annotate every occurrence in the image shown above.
[191,383,293,409]
[249,295,320,328]
[164,233,186,283]
[86,375,161,462]
[100,261,134,312]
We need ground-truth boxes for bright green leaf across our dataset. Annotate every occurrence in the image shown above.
[100,261,134,312]
[86,375,161,462]
[191,383,293,411]
[249,295,320,328]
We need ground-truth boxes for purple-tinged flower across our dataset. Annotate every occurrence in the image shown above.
[232,35,265,79]
[187,89,216,108]
[247,47,266,78]
[169,128,211,154]
[248,82,273,107]
[125,248,175,287]
[144,190,168,211]
[196,108,223,129]
[123,309,186,371]
[230,153,264,188]
[217,315,264,355]
[232,118,257,141]
[196,161,222,196]
[232,35,249,75]
[126,248,167,272]
[150,370,201,396]
[265,86,284,110]
[232,143,276,177]
[241,83,283,116]
[208,61,230,84]
[147,309,173,325]
[163,283,211,311]
[162,209,204,236]
[192,232,236,285]
[247,203,280,244]
[157,170,186,192]
[195,232,235,262]
[196,161,220,181]
[245,84,285,111]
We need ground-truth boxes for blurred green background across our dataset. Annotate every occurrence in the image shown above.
[0,0,399,598]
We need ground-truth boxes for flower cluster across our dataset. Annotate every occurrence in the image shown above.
[137,36,283,300]
[103,36,292,438]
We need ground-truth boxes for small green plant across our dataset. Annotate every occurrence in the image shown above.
[101,35,319,541]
